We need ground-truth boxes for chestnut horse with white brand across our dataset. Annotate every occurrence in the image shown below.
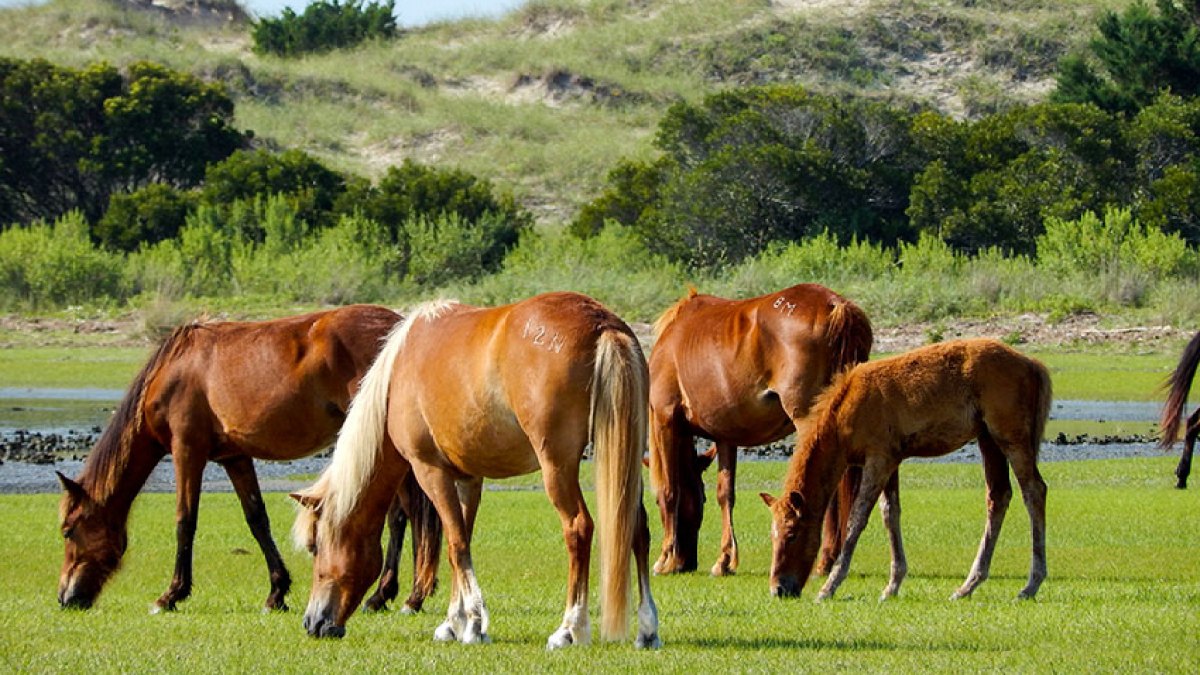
[1158,330,1200,489]
[761,338,1051,602]
[56,305,440,613]
[293,292,659,649]
[648,284,873,577]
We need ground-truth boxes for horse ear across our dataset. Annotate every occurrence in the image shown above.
[696,445,717,472]
[759,492,777,508]
[289,491,322,511]
[57,471,90,504]
[786,490,805,515]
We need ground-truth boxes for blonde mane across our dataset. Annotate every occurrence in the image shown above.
[314,299,458,547]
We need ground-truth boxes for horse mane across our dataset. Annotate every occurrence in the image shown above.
[786,367,855,491]
[318,299,458,546]
[76,322,201,504]
[652,287,699,338]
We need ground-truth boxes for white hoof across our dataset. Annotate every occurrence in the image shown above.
[546,628,575,650]
[461,620,490,645]
[399,604,418,616]
[433,621,457,642]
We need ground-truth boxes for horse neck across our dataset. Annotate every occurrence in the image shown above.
[784,420,846,515]
[79,430,163,519]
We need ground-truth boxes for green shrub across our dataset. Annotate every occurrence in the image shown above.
[252,0,397,57]
[94,184,197,252]
[0,212,122,309]
[1037,206,1194,280]
[201,149,347,232]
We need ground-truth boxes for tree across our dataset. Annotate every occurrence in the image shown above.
[1054,0,1200,114]
[252,0,397,57]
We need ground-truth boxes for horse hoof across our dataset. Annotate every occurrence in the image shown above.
[710,561,735,577]
[433,622,457,642]
[399,604,418,616]
[635,632,662,650]
[546,629,574,650]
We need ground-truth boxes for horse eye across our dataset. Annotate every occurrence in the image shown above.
[62,527,74,540]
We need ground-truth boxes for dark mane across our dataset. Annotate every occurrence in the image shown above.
[77,323,200,502]
[786,367,855,490]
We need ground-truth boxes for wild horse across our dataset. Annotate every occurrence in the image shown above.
[647,284,873,577]
[762,338,1051,602]
[294,292,659,648]
[57,305,441,612]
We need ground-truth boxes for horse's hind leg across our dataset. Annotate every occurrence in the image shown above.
[952,432,1012,600]
[878,471,907,600]
[817,459,896,602]
[711,441,740,577]
[222,454,291,612]
[363,497,406,613]
[633,501,661,649]
[541,463,594,649]
[401,473,442,614]
[1004,440,1047,600]
[1176,409,1200,489]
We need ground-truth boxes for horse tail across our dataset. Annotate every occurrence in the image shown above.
[75,322,197,500]
[316,304,450,543]
[825,298,873,373]
[591,328,649,642]
[1160,331,1200,448]
[1030,356,1053,458]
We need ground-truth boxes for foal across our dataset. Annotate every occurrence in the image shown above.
[761,338,1051,602]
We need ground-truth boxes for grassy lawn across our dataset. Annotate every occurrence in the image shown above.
[1,458,1195,671]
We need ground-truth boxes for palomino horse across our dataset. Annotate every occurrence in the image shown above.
[1159,330,1200,488]
[761,338,1051,602]
[293,292,660,649]
[648,284,873,577]
[56,305,440,613]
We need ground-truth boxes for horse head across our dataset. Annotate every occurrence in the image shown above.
[291,490,382,638]
[57,472,127,609]
[759,489,823,599]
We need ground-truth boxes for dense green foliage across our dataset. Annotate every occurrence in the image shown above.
[1,459,1197,670]
[0,58,245,226]
[1054,0,1200,114]
[252,0,397,57]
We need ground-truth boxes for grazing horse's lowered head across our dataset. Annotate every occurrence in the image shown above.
[759,490,827,599]
[57,472,127,609]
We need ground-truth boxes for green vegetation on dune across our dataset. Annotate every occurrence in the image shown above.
[1,458,1196,671]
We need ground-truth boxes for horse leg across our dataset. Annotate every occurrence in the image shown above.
[1006,444,1048,600]
[633,501,661,649]
[816,466,861,576]
[542,464,594,649]
[154,436,207,612]
[816,458,895,602]
[220,454,291,612]
[651,413,700,575]
[1176,408,1200,489]
[400,471,442,614]
[711,441,739,577]
[363,497,406,613]
[878,471,907,600]
[414,467,488,644]
[952,431,1012,600]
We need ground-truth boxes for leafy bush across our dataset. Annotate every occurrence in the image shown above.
[201,149,347,233]
[1037,206,1193,280]
[0,212,122,309]
[94,184,197,252]
[252,0,397,57]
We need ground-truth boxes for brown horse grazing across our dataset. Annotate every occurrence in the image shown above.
[293,292,660,649]
[56,305,441,613]
[648,284,873,577]
[1158,330,1200,489]
[761,338,1051,602]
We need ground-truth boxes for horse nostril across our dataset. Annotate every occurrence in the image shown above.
[772,576,801,599]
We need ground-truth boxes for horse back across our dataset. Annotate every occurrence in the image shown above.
[389,292,630,478]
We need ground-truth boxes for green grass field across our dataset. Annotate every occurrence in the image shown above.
[2,458,1196,672]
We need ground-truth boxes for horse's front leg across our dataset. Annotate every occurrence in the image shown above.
[711,442,739,577]
[1177,408,1200,489]
[221,454,291,611]
[541,465,593,649]
[363,497,405,613]
[154,437,206,613]
[415,468,488,644]
[878,471,907,600]
[817,458,895,602]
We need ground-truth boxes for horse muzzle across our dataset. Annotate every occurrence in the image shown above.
[303,604,346,638]
[58,575,96,610]
[770,574,803,599]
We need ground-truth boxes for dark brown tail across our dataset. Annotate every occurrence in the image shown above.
[1161,331,1200,448]
[826,299,873,373]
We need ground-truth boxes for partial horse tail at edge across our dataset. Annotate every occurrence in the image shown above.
[317,300,456,545]
[591,329,649,642]
[1160,331,1200,448]
[825,298,874,373]
[1031,357,1053,459]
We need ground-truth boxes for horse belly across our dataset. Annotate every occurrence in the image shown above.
[686,398,792,447]
[427,410,541,480]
